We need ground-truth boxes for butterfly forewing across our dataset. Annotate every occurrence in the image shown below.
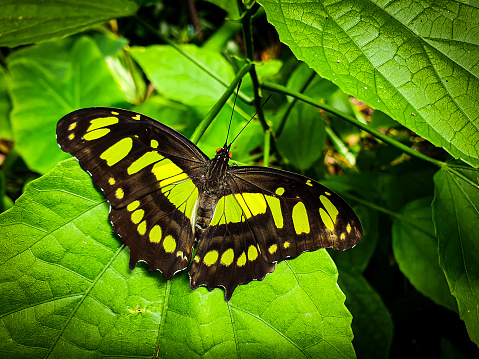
[57,107,208,278]
[189,165,362,299]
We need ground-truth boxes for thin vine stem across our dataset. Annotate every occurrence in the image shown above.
[190,62,252,144]
[341,192,437,237]
[262,81,446,169]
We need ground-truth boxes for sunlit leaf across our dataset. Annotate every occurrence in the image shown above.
[259,0,479,167]
[0,159,356,358]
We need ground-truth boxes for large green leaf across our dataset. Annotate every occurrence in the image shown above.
[432,165,479,345]
[259,0,479,167]
[0,0,139,47]
[8,36,127,174]
[393,197,457,312]
[128,45,235,107]
[0,159,356,358]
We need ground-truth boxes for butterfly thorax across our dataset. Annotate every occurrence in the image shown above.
[195,145,231,232]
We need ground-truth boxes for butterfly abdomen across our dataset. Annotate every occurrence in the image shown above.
[195,191,219,231]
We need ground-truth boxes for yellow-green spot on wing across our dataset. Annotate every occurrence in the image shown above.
[87,116,119,132]
[163,235,176,253]
[128,151,164,175]
[83,128,110,141]
[248,245,258,261]
[152,161,188,187]
[150,140,159,148]
[320,195,339,223]
[268,244,277,254]
[234,193,267,219]
[211,195,245,226]
[292,201,310,234]
[115,188,124,199]
[132,114,141,121]
[163,180,198,220]
[220,248,234,266]
[275,187,285,196]
[131,209,144,224]
[68,122,77,130]
[149,225,162,243]
[237,252,246,267]
[111,111,119,115]
[185,187,199,221]
[204,250,219,266]
[265,195,283,229]
[138,221,147,235]
[100,137,133,166]
[211,196,226,226]
[127,200,140,212]
[346,223,352,233]
[320,208,334,231]
[108,177,116,185]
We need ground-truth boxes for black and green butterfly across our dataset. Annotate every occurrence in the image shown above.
[57,107,362,300]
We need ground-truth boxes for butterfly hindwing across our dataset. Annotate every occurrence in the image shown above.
[57,107,208,278]
[189,165,362,299]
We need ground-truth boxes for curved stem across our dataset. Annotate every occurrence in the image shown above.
[190,63,252,144]
[262,81,446,169]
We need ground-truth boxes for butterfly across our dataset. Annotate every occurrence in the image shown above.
[56,107,362,300]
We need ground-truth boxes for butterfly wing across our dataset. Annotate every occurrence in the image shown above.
[189,165,362,300]
[57,107,208,278]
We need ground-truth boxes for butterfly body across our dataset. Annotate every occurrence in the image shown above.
[57,107,362,300]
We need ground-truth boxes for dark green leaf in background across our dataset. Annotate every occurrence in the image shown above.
[0,0,140,47]
[259,0,479,167]
[433,165,479,346]
[0,159,356,358]
[393,197,457,312]
[8,35,128,174]
[339,271,393,359]
[0,68,11,140]
[275,102,326,171]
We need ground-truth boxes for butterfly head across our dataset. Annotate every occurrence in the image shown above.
[215,143,233,163]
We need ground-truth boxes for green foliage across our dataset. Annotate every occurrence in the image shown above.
[0,0,478,358]
[1,160,354,358]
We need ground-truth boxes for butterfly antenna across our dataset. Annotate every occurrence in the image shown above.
[225,79,242,147]
[229,94,271,146]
